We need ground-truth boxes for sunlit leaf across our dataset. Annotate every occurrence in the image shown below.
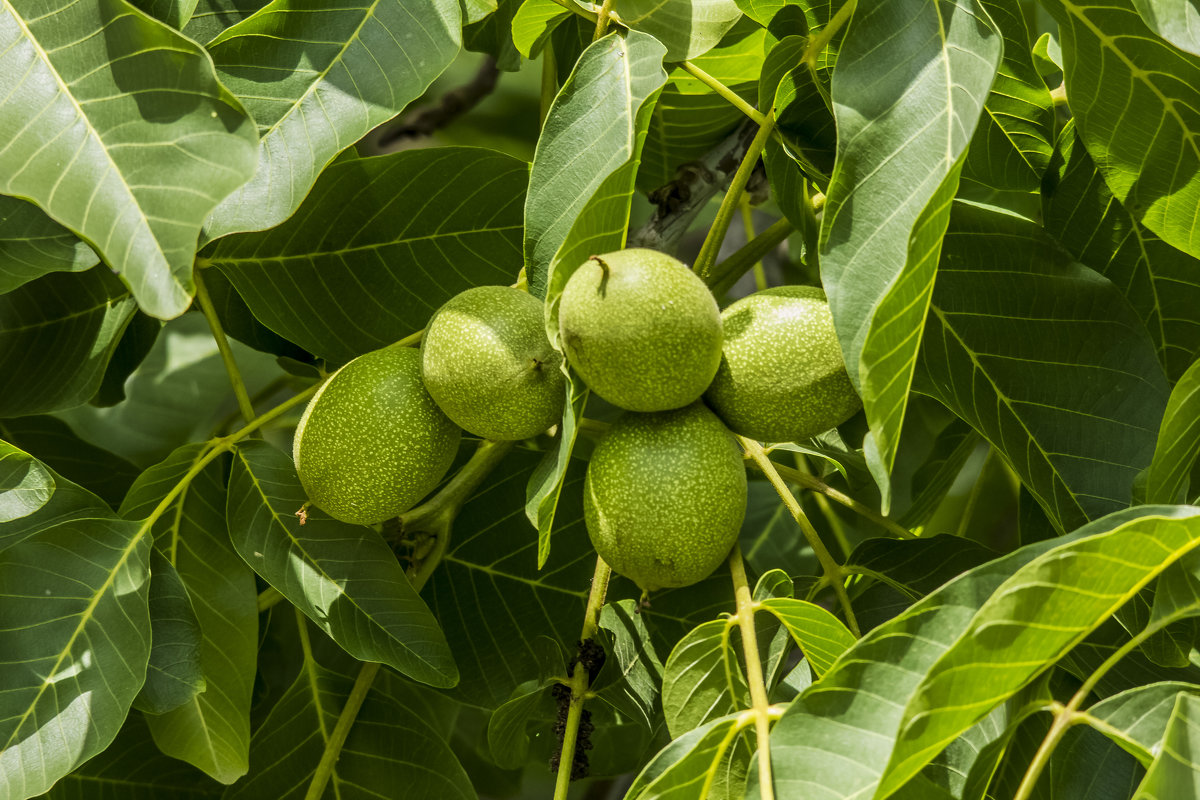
[203,0,462,238]
[0,0,258,318]
[0,197,97,295]
[227,439,457,688]
[1131,0,1200,55]
[1043,124,1200,382]
[1041,0,1200,261]
[525,31,666,304]
[0,517,152,799]
[820,0,1002,487]
[1144,358,1200,504]
[961,0,1054,191]
[0,441,53,525]
[880,507,1200,796]
[122,444,256,783]
[1131,692,1200,797]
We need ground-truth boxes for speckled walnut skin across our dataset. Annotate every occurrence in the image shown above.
[705,285,861,443]
[558,248,723,412]
[293,347,461,525]
[583,403,747,591]
[421,285,564,441]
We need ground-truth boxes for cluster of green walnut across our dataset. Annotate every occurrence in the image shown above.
[293,249,860,592]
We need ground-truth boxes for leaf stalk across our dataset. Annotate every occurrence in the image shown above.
[193,266,256,424]
[739,436,861,636]
[730,544,777,800]
[694,111,776,281]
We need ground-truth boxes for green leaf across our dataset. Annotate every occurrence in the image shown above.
[92,312,162,408]
[1087,682,1200,765]
[133,550,205,715]
[57,314,282,469]
[34,711,223,799]
[880,507,1200,796]
[916,202,1169,532]
[486,636,564,768]
[612,0,744,61]
[0,0,258,318]
[767,505,1162,800]
[203,0,462,238]
[129,0,199,28]
[626,712,753,800]
[1145,358,1200,504]
[426,449,596,708]
[661,618,746,737]
[1043,124,1200,382]
[525,373,587,567]
[1131,0,1200,56]
[1132,692,1200,797]
[0,416,140,510]
[227,439,456,687]
[0,449,112,553]
[0,196,97,295]
[1040,0,1200,261]
[209,148,528,365]
[464,0,521,69]
[524,31,667,301]
[640,20,769,193]
[594,599,666,729]
[225,661,473,799]
[819,0,1002,483]
[0,517,152,799]
[961,0,1055,191]
[180,0,265,43]
[896,418,978,531]
[757,597,855,676]
[512,0,571,57]
[846,534,1000,597]
[0,440,53,524]
[0,270,137,417]
[121,444,256,784]
[761,34,836,180]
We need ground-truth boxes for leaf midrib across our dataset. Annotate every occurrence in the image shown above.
[0,516,148,753]
[234,447,448,678]
[929,303,1089,527]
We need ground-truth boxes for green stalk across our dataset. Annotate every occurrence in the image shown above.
[540,42,557,128]
[303,661,382,800]
[730,545,776,800]
[592,0,617,39]
[739,195,768,291]
[679,61,768,126]
[706,217,793,295]
[193,267,256,424]
[303,439,516,800]
[804,0,856,112]
[746,455,914,540]
[694,112,776,281]
[739,436,861,637]
[1012,628,1156,800]
[553,556,613,800]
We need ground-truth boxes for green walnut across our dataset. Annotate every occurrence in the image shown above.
[293,346,461,525]
[705,285,860,443]
[584,403,747,591]
[558,249,722,412]
[422,285,564,441]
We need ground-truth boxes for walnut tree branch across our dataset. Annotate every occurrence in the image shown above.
[377,57,500,146]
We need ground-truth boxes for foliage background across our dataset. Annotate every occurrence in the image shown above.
[2,0,1200,798]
